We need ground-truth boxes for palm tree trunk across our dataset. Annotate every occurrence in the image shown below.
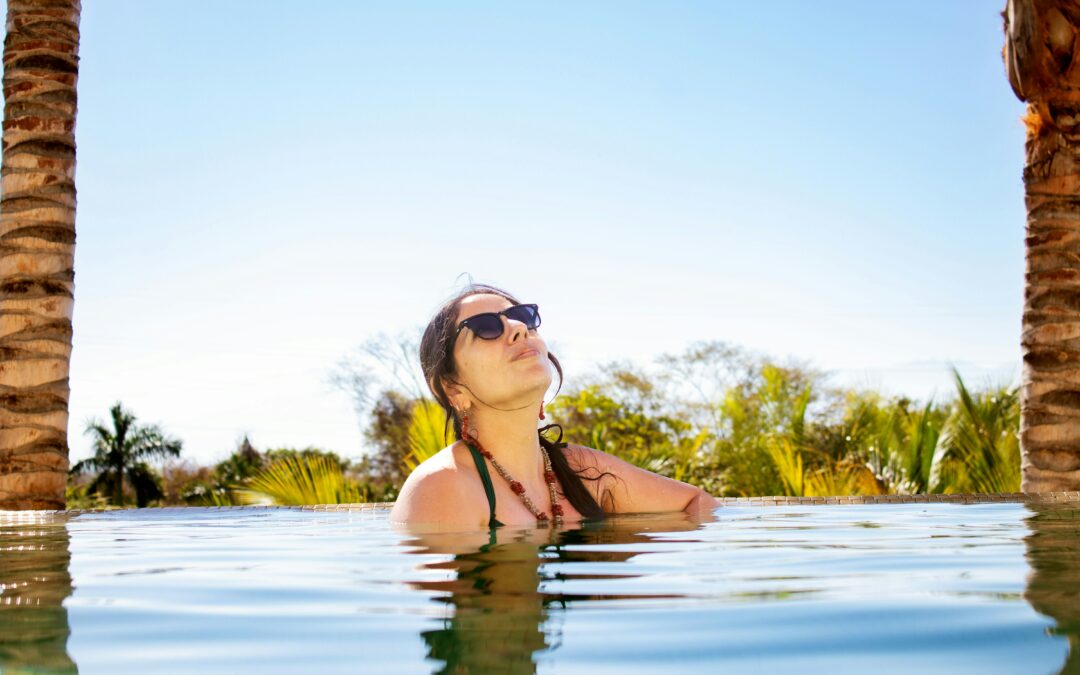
[1005,0,1080,492]
[0,0,81,510]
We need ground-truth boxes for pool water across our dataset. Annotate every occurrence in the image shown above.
[2,502,1078,674]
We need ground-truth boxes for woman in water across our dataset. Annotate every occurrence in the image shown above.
[390,283,720,528]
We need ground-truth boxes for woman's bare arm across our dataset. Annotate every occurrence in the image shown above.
[568,445,719,515]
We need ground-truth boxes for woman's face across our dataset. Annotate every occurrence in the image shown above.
[448,293,552,411]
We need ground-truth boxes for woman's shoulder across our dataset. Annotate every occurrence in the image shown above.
[389,443,488,526]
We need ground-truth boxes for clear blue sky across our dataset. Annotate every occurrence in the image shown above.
[5,1,1025,465]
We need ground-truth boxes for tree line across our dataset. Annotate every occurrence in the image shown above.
[67,335,1020,509]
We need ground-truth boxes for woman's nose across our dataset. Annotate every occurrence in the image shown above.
[505,316,527,342]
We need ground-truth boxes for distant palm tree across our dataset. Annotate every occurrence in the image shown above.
[1004,0,1080,491]
[71,403,182,507]
[0,0,82,510]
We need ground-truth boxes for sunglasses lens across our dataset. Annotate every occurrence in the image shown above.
[468,314,504,339]
[461,305,541,340]
[505,304,540,329]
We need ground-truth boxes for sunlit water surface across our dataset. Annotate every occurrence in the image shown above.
[2,503,1079,674]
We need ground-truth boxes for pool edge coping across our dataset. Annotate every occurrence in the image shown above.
[4,491,1079,515]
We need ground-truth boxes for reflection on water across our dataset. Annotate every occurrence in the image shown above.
[1023,503,1080,675]
[401,514,706,674]
[0,515,76,674]
[414,530,552,674]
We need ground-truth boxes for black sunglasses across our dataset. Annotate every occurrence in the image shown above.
[455,303,541,340]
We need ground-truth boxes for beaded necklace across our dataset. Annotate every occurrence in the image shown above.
[465,434,564,526]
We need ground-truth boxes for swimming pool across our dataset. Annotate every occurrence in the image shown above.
[2,495,1078,674]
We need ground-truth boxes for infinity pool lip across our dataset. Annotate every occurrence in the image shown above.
[4,491,1078,517]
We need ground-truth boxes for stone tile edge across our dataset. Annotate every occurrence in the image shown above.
[4,492,1080,515]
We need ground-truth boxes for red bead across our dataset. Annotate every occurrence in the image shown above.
[510,481,525,495]
[544,471,557,484]
[478,448,493,459]
[537,512,549,520]
[552,504,563,516]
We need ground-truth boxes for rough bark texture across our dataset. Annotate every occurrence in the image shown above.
[0,0,80,510]
[1005,0,1080,492]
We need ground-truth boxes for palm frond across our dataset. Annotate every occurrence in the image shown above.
[906,399,940,493]
[765,437,805,496]
[402,400,455,472]
[767,436,883,497]
[236,454,369,505]
[83,421,115,447]
[931,366,1021,493]
[70,456,105,475]
[869,398,942,494]
[670,429,711,483]
[127,426,183,462]
[790,386,812,446]
[109,402,135,450]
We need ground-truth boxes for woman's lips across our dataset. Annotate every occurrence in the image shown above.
[512,348,540,361]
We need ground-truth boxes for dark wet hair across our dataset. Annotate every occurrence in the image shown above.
[419,282,613,519]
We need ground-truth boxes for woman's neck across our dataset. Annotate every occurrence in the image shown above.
[468,403,544,483]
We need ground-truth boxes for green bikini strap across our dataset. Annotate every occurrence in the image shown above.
[465,442,499,527]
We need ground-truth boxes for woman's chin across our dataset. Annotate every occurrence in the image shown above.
[513,369,552,395]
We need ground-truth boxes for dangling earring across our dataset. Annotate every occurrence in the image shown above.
[539,400,546,420]
[461,407,474,443]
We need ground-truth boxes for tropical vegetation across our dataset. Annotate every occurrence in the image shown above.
[541,342,1021,498]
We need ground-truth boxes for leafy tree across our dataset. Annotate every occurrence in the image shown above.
[160,459,216,504]
[711,362,820,497]
[214,435,265,485]
[357,390,416,485]
[176,436,264,506]
[551,363,722,493]
[263,446,352,472]
[330,331,434,487]
[70,402,182,507]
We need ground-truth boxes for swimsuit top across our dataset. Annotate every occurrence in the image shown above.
[465,442,506,528]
